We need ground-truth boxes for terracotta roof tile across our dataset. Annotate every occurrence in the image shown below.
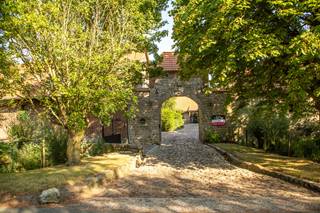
[159,52,179,72]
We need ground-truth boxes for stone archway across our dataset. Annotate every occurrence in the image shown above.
[128,76,227,147]
[159,96,201,143]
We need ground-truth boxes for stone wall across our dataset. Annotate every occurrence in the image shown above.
[128,76,227,147]
[0,105,20,141]
[0,102,102,142]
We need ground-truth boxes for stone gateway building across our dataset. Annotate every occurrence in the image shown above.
[0,52,228,146]
[127,52,228,147]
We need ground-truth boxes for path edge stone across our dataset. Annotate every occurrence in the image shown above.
[207,144,320,193]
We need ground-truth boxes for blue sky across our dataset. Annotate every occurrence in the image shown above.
[156,2,174,54]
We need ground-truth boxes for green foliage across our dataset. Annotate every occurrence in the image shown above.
[204,129,221,144]
[247,117,265,149]
[146,55,166,78]
[247,113,290,152]
[9,112,68,164]
[18,143,42,170]
[47,130,68,165]
[2,111,68,172]
[0,142,20,173]
[292,138,320,162]
[173,0,320,117]
[1,0,168,130]
[81,138,130,157]
[239,106,320,162]
[88,138,108,156]
[162,98,176,109]
[1,0,168,163]
[161,98,184,132]
[8,111,37,148]
[161,108,184,131]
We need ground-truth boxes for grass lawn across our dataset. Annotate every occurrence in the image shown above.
[0,153,134,195]
[215,143,320,183]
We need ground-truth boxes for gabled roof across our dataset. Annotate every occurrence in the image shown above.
[159,52,179,72]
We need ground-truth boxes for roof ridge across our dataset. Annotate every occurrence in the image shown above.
[159,51,179,71]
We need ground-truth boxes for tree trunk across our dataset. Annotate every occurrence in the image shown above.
[257,137,264,149]
[316,100,320,123]
[66,129,85,165]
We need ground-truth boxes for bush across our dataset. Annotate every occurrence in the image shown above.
[0,142,20,173]
[8,111,37,148]
[245,111,320,162]
[4,111,68,172]
[18,143,42,170]
[161,98,184,132]
[47,129,68,165]
[81,138,131,157]
[247,117,265,149]
[161,108,184,131]
[88,138,107,156]
[292,138,320,162]
[205,129,221,144]
[247,114,289,152]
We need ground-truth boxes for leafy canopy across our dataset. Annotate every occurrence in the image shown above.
[172,0,320,117]
[0,0,168,131]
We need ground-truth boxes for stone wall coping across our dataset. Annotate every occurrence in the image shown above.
[207,144,320,193]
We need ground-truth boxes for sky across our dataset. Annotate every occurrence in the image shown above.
[156,2,174,54]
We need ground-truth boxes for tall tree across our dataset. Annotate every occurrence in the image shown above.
[172,0,320,118]
[1,0,167,164]
[0,7,16,100]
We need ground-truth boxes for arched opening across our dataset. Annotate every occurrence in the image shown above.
[160,96,200,144]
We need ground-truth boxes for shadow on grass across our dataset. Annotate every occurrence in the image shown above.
[215,143,320,183]
[0,154,133,195]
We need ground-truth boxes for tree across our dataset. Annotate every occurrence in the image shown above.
[1,0,168,165]
[172,0,320,118]
[0,8,17,100]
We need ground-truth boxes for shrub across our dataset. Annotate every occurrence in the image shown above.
[161,98,184,132]
[18,143,42,170]
[47,129,68,165]
[292,138,320,162]
[81,140,94,157]
[247,114,289,152]
[8,111,37,148]
[0,142,19,172]
[81,138,130,157]
[247,117,265,149]
[264,116,289,153]
[88,138,106,156]
[205,129,221,144]
[161,108,184,131]
[4,111,68,171]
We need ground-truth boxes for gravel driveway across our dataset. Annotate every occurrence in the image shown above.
[67,124,320,212]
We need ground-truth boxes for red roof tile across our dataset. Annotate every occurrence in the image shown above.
[159,52,179,72]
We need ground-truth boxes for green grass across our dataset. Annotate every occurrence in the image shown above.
[215,143,320,183]
[0,153,133,195]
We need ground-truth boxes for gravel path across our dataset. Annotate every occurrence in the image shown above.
[69,124,320,212]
